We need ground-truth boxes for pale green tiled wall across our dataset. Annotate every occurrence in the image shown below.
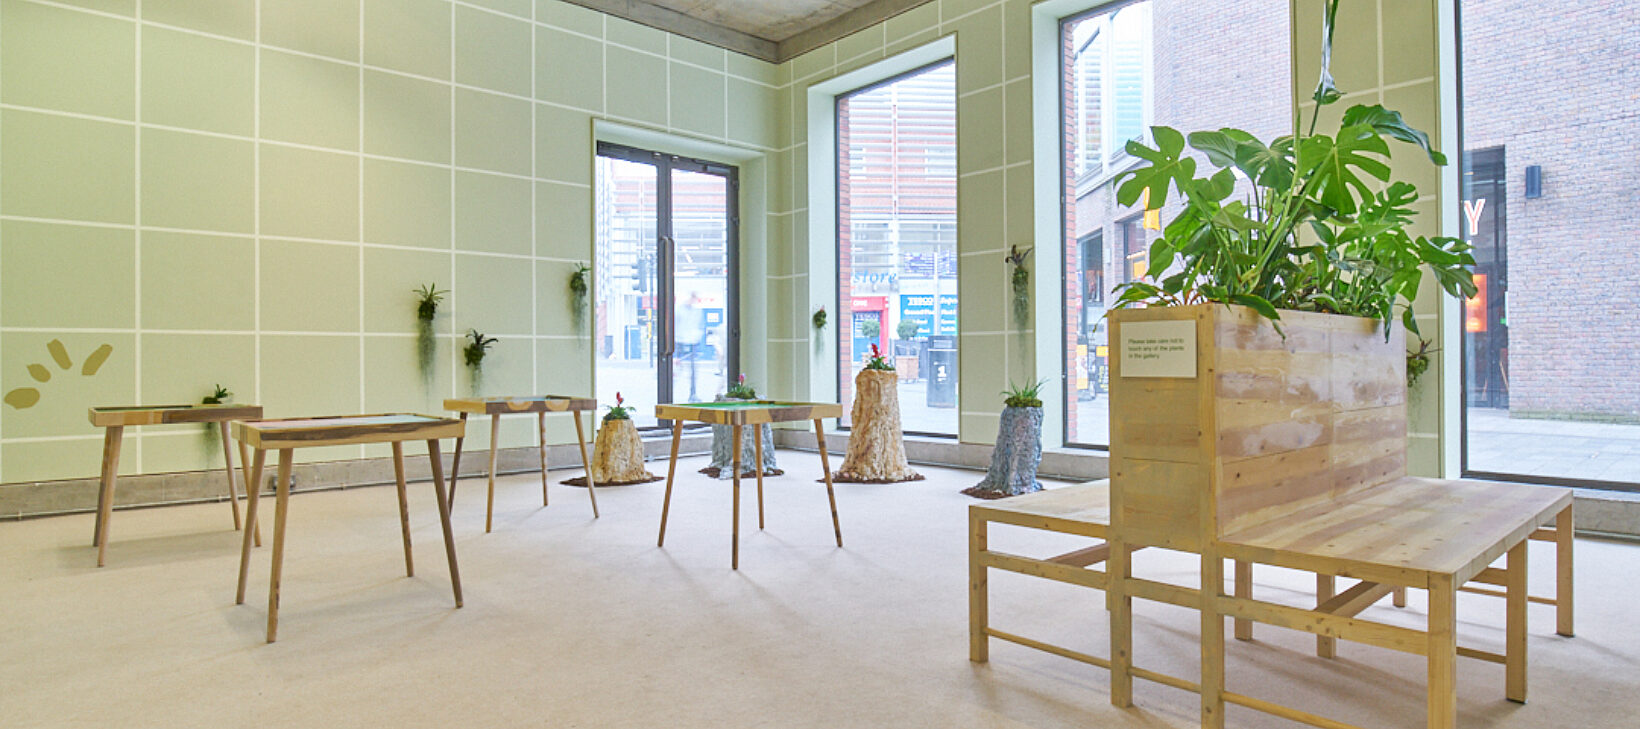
[770,0,1038,445]
[1291,0,1447,476]
[0,0,780,482]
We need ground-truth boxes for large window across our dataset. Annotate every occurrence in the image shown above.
[837,61,958,435]
[1059,0,1290,447]
[1459,1,1640,490]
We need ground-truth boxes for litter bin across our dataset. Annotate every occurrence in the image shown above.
[926,347,957,408]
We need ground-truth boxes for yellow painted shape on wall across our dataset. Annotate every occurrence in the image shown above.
[4,388,40,409]
[47,339,72,369]
[27,364,51,382]
[82,344,114,376]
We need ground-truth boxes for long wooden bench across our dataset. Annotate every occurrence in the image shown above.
[969,479,1573,728]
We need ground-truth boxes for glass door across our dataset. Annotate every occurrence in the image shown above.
[594,143,738,429]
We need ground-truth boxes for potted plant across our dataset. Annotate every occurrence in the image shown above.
[964,380,1045,499]
[413,283,446,385]
[702,375,781,479]
[835,345,922,483]
[576,393,660,487]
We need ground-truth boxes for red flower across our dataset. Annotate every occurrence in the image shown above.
[615,392,624,406]
[738,373,746,384]
[870,343,880,358]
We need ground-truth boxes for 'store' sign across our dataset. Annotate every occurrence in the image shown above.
[1118,319,1196,378]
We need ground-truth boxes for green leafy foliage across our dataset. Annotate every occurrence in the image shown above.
[202,384,231,405]
[1109,0,1474,339]
[463,329,497,368]
[604,392,632,421]
[1002,379,1044,409]
[864,343,894,371]
[896,317,920,340]
[813,306,828,331]
[726,374,757,399]
[414,283,446,322]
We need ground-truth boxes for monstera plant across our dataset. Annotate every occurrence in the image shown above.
[1111,0,1475,339]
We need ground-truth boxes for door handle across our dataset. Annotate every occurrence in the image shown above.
[659,236,675,356]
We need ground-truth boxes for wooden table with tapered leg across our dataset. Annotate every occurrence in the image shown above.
[86,404,264,567]
[654,401,843,569]
[232,413,465,643]
[443,396,599,532]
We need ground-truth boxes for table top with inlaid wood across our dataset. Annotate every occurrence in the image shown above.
[440,396,601,530]
[442,395,597,415]
[655,400,843,426]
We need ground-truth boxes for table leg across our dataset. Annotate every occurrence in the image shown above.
[392,441,413,578]
[1506,540,1528,702]
[93,426,123,567]
[574,412,599,518]
[754,427,765,530]
[426,439,463,608]
[969,511,988,663]
[1555,505,1574,637]
[1395,586,1408,608]
[265,449,293,643]
[485,414,500,533]
[814,419,841,547]
[657,421,682,546]
[1201,552,1226,729]
[1317,573,1337,657]
[731,425,742,570]
[219,421,243,531]
[1428,575,1458,729]
[238,438,262,547]
[538,411,549,507]
[1109,539,1133,708]
[1234,560,1252,641]
[449,413,468,507]
[236,448,267,604]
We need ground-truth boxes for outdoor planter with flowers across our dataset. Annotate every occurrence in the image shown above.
[835,344,922,483]
[702,375,782,479]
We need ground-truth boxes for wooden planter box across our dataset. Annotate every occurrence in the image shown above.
[1107,304,1405,547]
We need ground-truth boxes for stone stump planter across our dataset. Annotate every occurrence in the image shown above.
[962,405,1044,499]
[835,368,923,483]
[564,416,660,486]
[701,396,782,479]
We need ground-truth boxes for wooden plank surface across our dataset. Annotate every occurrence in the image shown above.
[233,413,464,448]
[442,395,597,415]
[89,403,263,427]
[655,401,843,425]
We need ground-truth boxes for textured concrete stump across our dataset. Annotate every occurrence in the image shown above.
[963,406,1044,499]
[702,396,781,479]
[583,417,660,486]
[835,369,923,483]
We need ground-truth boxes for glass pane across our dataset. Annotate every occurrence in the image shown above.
[1060,1,1290,447]
[671,167,730,403]
[837,62,958,434]
[594,155,659,429]
[1460,2,1640,487]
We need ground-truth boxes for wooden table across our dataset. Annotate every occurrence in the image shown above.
[654,401,844,569]
[87,403,263,566]
[443,395,599,531]
[232,413,464,643]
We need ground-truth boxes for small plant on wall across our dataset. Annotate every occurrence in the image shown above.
[1006,245,1032,330]
[200,384,232,452]
[463,329,497,393]
[568,263,590,333]
[813,306,827,332]
[413,283,447,386]
[1407,337,1437,389]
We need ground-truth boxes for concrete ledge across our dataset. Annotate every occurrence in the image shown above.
[771,430,1110,482]
[0,432,712,520]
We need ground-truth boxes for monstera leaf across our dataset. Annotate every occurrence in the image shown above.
[1341,105,1447,165]
[1116,126,1196,210]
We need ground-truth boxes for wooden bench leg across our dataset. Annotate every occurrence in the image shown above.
[538,412,549,507]
[657,421,683,546]
[237,438,262,547]
[93,426,124,566]
[1555,505,1574,637]
[731,425,742,570]
[427,439,463,608]
[219,421,243,531]
[754,427,766,530]
[485,414,499,533]
[1506,540,1528,703]
[236,448,267,605]
[1109,540,1133,708]
[969,512,988,663]
[1233,560,1252,641]
[815,419,842,547]
[448,413,468,506]
[1201,553,1226,728]
[1394,586,1408,608]
[265,449,294,643]
[574,411,599,518]
[1428,575,1458,729]
[1317,574,1336,658]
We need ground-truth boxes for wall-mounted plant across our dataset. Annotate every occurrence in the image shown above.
[1006,245,1032,329]
[201,384,232,452]
[1407,337,1437,388]
[813,306,827,332]
[463,329,497,392]
[568,263,590,333]
[413,283,447,385]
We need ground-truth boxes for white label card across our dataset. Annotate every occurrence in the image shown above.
[1119,319,1197,378]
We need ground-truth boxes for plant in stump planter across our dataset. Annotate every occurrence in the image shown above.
[835,345,923,483]
[964,380,1045,499]
[413,283,446,386]
[702,375,781,479]
[463,329,497,394]
[579,393,660,486]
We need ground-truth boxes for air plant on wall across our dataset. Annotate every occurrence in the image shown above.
[413,283,447,386]
[1006,245,1032,329]
[813,306,828,331]
[569,263,590,333]
[463,329,498,393]
[200,384,232,453]
[1407,337,1437,389]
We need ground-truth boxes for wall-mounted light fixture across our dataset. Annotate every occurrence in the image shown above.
[1525,165,1543,199]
